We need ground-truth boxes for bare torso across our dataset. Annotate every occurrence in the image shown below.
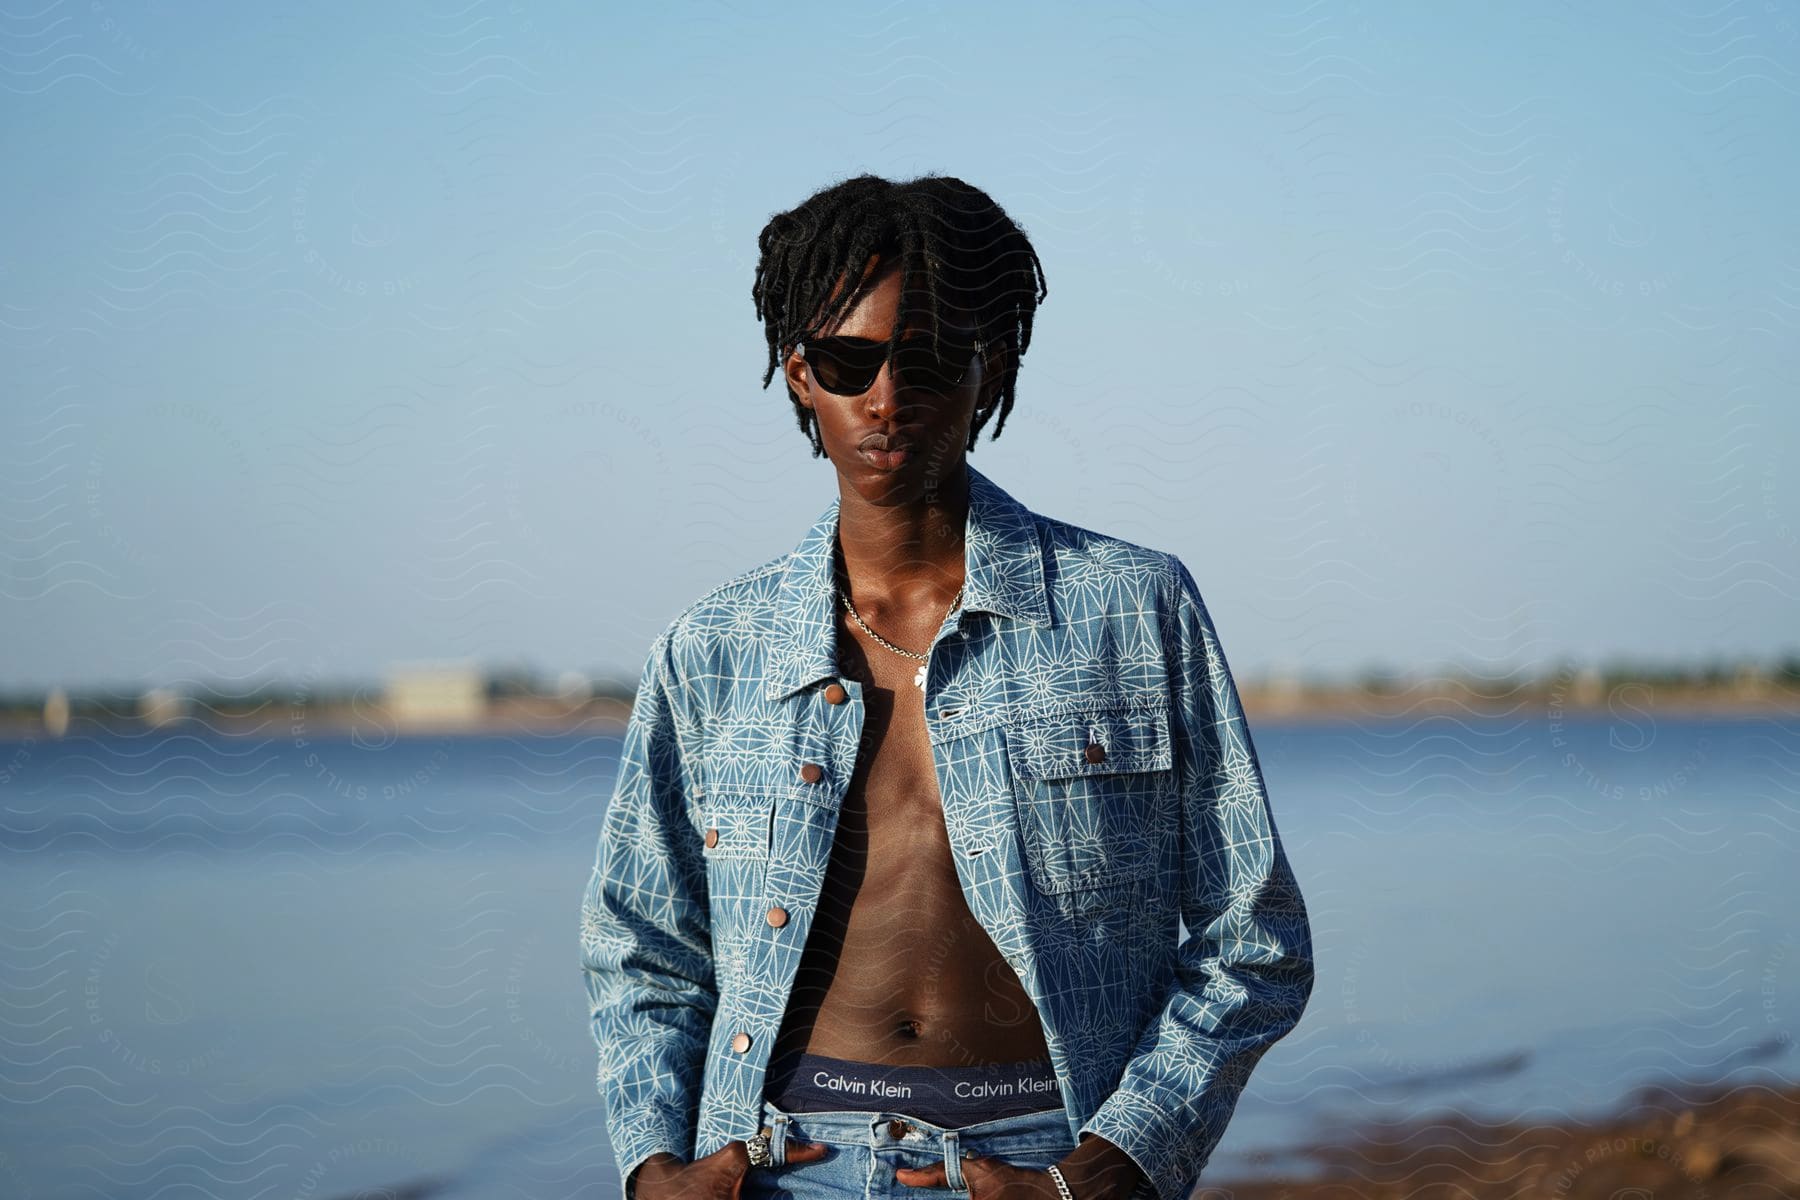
[768,599,1052,1069]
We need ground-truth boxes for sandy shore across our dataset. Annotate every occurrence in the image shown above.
[1216,1078,1800,1199]
[4,687,1799,742]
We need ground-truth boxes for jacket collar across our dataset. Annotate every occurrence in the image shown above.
[764,462,1051,702]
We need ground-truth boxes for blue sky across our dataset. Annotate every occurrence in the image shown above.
[3,1,1797,691]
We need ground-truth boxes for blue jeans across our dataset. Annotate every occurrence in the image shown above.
[742,1095,1076,1200]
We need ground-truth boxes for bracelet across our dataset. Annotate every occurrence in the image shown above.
[1045,1164,1076,1200]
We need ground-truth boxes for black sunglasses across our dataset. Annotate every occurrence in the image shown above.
[796,333,984,396]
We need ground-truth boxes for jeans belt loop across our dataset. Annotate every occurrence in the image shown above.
[771,1112,790,1167]
[943,1127,965,1193]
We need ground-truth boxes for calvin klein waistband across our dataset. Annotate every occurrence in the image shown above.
[764,1048,1065,1128]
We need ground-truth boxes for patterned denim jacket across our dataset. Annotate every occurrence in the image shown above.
[581,463,1314,1200]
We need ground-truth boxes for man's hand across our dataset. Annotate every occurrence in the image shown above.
[895,1134,1149,1200]
[894,1155,1060,1200]
[634,1133,831,1200]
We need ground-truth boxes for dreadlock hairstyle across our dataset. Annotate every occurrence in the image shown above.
[751,173,1049,458]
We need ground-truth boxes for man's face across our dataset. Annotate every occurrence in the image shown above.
[783,261,998,505]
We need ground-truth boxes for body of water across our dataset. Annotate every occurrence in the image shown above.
[1,712,1795,1196]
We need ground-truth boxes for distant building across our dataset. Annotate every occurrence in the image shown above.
[139,687,187,728]
[43,687,69,737]
[1734,662,1769,697]
[554,669,592,700]
[383,661,486,730]
[1572,665,1604,706]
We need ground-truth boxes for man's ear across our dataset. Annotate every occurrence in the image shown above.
[784,345,813,410]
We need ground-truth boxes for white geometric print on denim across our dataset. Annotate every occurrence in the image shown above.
[580,463,1314,1200]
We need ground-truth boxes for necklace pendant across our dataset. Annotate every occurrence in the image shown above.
[913,661,928,690]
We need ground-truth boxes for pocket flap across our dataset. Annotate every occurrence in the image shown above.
[1006,705,1174,780]
[699,793,774,859]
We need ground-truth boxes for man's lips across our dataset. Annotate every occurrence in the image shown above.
[858,432,917,469]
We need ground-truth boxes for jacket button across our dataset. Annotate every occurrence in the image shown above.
[766,906,789,928]
[799,762,824,784]
[705,828,720,847]
[1084,742,1106,764]
[824,682,848,705]
[731,1031,752,1053]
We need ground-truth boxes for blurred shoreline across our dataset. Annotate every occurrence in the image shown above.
[1217,1076,1800,1198]
[1,666,1798,741]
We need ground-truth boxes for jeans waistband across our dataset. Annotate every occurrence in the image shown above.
[764,1049,1065,1129]
[755,1092,1076,1196]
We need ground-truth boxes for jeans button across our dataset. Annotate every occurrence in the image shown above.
[888,1118,909,1138]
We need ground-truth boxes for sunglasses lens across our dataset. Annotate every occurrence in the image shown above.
[892,341,974,391]
[805,337,977,395]
[806,342,884,394]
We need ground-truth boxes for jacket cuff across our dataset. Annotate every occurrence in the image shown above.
[607,1104,692,1200]
[1078,1080,1228,1200]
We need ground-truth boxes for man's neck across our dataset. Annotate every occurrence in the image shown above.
[833,463,970,613]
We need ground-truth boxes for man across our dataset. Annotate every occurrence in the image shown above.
[581,174,1314,1200]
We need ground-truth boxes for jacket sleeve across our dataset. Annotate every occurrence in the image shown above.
[580,626,715,1200]
[1076,554,1315,1200]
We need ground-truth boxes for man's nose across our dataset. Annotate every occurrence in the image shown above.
[863,362,942,415]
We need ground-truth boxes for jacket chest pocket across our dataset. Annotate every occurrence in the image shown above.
[1004,706,1174,895]
[700,792,775,898]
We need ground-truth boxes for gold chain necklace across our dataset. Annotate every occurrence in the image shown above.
[838,582,965,690]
